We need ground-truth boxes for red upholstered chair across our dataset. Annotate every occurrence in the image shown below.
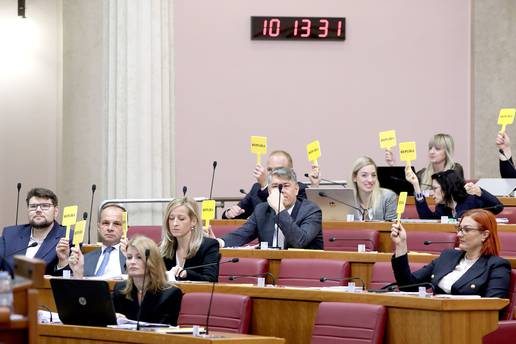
[402,204,420,219]
[311,302,387,344]
[502,270,516,320]
[211,224,258,246]
[496,207,516,224]
[483,321,516,344]
[127,226,162,244]
[178,293,251,333]
[407,231,456,254]
[219,258,269,284]
[369,261,426,290]
[323,229,379,252]
[499,232,516,257]
[278,259,350,287]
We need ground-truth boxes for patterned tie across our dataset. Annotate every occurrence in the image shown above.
[95,246,114,276]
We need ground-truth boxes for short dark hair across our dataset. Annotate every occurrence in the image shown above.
[97,203,127,223]
[25,188,58,206]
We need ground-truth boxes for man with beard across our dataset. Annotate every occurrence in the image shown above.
[0,188,68,275]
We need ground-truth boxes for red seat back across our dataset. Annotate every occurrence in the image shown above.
[407,231,456,254]
[178,293,251,333]
[502,270,516,320]
[402,204,420,219]
[211,225,258,246]
[369,261,426,290]
[497,207,516,224]
[311,302,387,344]
[483,320,516,344]
[499,232,516,257]
[278,259,350,287]
[127,226,162,244]
[323,229,379,251]
[219,258,269,284]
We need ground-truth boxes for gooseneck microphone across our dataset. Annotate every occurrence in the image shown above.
[319,276,366,288]
[318,191,366,220]
[423,240,456,246]
[15,182,22,225]
[87,184,96,244]
[0,242,38,278]
[182,186,187,197]
[209,161,217,200]
[136,248,150,331]
[272,184,283,249]
[228,272,276,285]
[303,173,345,186]
[239,189,247,195]
[395,282,435,295]
[328,237,375,250]
[183,257,239,272]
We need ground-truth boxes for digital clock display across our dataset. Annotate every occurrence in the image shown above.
[251,16,346,41]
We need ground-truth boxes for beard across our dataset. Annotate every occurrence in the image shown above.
[30,217,53,229]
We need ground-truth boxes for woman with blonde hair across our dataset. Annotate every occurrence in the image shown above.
[113,235,182,325]
[351,156,397,221]
[160,197,219,282]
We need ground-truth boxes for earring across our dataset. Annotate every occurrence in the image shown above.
[191,226,195,230]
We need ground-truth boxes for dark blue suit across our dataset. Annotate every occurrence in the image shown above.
[0,221,66,275]
[392,249,511,298]
[222,182,307,219]
[222,198,323,249]
[83,247,126,276]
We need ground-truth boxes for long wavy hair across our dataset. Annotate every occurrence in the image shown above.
[420,133,457,190]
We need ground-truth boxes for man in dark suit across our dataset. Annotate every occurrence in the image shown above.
[222,150,314,220]
[0,188,68,275]
[68,204,127,277]
[215,167,323,249]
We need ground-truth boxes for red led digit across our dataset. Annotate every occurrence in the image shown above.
[262,19,268,36]
[269,18,280,37]
[318,19,329,38]
[300,19,311,37]
[337,20,343,37]
[293,20,299,36]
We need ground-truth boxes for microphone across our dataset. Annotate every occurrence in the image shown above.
[0,242,38,278]
[82,212,88,221]
[318,191,366,220]
[228,272,276,285]
[183,257,239,272]
[328,237,375,250]
[478,204,504,213]
[182,186,187,197]
[367,281,399,293]
[136,248,150,331]
[303,174,345,186]
[395,282,435,295]
[319,276,366,288]
[15,182,22,225]
[423,240,456,246]
[239,189,247,195]
[87,184,96,244]
[271,184,283,249]
[208,161,217,200]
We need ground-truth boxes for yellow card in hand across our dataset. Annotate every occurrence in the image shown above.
[498,108,516,133]
[122,212,128,238]
[399,142,416,162]
[201,200,216,229]
[250,136,267,164]
[396,192,408,214]
[73,220,86,246]
[62,205,78,240]
[379,130,397,149]
[306,140,321,165]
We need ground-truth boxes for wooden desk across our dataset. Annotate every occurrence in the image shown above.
[176,282,507,344]
[38,324,284,343]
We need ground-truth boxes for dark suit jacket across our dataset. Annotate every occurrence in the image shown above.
[222,198,323,249]
[163,237,220,282]
[0,222,66,275]
[392,249,511,298]
[500,158,516,178]
[112,281,183,326]
[222,182,308,219]
[83,247,126,276]
[415,189,503,219]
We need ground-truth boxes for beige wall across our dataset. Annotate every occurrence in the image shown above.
[0,1,62,230]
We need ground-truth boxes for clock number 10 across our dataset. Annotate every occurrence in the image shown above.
[261,18,343,38]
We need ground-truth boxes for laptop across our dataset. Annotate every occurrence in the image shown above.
[50,278,117,327]
[376,166,416,195]
[306,187,357,221]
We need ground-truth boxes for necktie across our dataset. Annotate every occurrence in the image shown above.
[95,246,114,276]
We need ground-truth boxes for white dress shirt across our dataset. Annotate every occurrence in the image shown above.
[94,244,122,278]
[437,256,479,294]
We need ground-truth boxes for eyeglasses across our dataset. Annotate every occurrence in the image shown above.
[28,203,54,211]
[455,225,481,234]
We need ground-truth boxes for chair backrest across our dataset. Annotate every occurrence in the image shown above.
[497,207,516,224]
[311,302,387,344]
[178,293,251,333]
[502,269,516,320]
[402,204,420,219]
[127,226,162,244]
[499,232,516,257]
[482,320,516,344]
[407,231,456,254]
[278,259,350,287]
[369,261,427,290]
[323,229,379,252]
[211,225,259,246]
[219,258,269,284]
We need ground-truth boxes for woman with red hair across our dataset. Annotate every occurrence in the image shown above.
[390,209,510,299]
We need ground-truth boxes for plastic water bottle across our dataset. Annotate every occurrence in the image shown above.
[0,271,13,311]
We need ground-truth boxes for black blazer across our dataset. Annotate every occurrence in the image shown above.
[163,237,220,282]
[112,281,183,326]
[392,249,511,298]
[500,158,516,178]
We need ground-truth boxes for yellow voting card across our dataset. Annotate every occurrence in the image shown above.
[399,142,416,162]
[202,200,216,228]
[306,140,321,164]
[122,211,128,238]
[498,108,516,132]
[62,205,78,240]
[379,130,397,149]
[250,136,267,164]
[396,192,408,214]
[72,220,86,246]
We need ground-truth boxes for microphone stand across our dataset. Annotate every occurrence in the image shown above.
[271,185,283,250]
[87,184,96,244]
[328,237,375,251]
[228,272,276,285]
[136,249,150,331]
[318,191,366,220]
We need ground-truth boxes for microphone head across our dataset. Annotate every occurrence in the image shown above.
[82,212,88,220]
[423,240,432,245]
[319,277,327,282]
[329,237,336,242]
[17,182,21,190]
[239,189,246,195]
[318,191,326,197]
[30,242,38,248]
[213,161,217,169]
[231,258,239,263]
[92,184,97,192]
[278,184,283,192]
[144,249,150,258]
[182,186,187,196]
[228,276,236,281]
[304,173,309,178]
